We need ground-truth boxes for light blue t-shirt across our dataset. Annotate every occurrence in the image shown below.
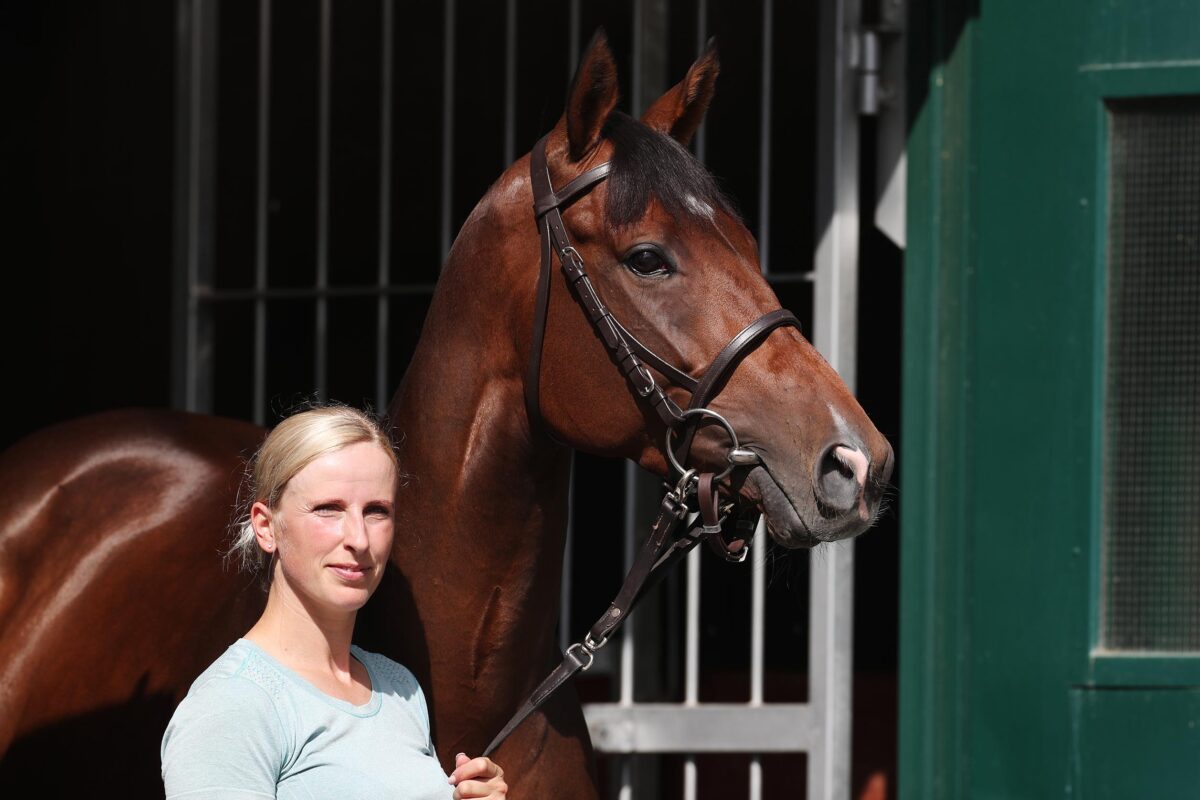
[161,639,452,800]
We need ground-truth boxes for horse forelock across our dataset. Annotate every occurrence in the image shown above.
[600,112,739,229]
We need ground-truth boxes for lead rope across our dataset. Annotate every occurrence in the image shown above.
[483,469,726,757]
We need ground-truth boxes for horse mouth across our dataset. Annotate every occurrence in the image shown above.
[728,465,870,549]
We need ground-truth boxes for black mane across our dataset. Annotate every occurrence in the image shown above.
[601,111,738,227]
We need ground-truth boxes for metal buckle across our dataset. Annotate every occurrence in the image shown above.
[633,364,657,397]
[664,408,740,481]
[559,245,585,271]
[566,642,595,672]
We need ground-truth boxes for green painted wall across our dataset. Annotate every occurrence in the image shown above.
[900,2,1200,797]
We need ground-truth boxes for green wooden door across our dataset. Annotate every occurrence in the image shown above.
[900,2,1200,798]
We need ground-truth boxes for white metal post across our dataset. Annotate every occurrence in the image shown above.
[811,0,862,798]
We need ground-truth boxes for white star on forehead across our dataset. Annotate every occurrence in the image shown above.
[684,193,715,220]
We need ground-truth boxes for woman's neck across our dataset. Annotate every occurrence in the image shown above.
[245,581,358,677]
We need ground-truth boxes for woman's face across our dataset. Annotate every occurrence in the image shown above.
[264,441,396,617]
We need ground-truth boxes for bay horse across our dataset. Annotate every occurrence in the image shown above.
[0,35,892,797]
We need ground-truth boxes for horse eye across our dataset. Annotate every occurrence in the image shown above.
[624,248,671,277]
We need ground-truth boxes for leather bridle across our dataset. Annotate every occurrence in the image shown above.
[484,133,802,755]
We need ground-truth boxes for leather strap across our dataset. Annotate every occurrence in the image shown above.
[673,309,802,466]
[533,162,613,218]
[611,317,701,392]
[690,308,801,411]
[484,488,699,756]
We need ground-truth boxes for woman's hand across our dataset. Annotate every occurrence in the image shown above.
[448,752,507,799]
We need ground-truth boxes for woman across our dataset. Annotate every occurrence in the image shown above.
[161,406,507,799]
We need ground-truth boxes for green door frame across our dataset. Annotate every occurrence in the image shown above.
[899,1,1200,797]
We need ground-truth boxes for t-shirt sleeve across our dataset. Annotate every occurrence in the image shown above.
[161,676,286,799]
[412,675,438,759]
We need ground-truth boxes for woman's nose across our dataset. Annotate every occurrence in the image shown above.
[342,514,370,549]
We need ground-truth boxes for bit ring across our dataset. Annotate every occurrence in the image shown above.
[665,408,740,482]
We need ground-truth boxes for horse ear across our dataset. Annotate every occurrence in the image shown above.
[640,39,719,146]
[565,30,620,161]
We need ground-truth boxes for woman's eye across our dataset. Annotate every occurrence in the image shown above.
[624,248,670,276]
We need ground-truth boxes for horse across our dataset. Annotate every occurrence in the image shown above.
[0,33,892,797]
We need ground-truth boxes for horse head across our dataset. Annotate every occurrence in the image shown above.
[522,33,893,547]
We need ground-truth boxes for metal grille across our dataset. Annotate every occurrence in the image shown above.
[173,0,863,796]
[1101,97,1200,652]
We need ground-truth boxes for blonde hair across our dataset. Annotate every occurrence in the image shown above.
[228,404,399,575]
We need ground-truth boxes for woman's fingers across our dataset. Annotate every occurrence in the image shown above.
[452,778,506,799]
[448,756,507,798]
[448,755,503,784]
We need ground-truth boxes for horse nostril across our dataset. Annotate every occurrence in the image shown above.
[814,444,867,513]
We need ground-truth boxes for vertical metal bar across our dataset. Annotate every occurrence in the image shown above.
[560,452,576,655]
[503,0,517,166]
[631,0,643,114]
[618,759,633,800]
[750,8,775,796]
[253,0,272,425]
[683,545,701,800]
[315,0,331,399]
[619,461,638,800]
[758,0,774,276]
[439,0,456,260]
[173,0,218,413]
[814,0,861,388]
[749,517,767,800]
[811,0,861,795]
[621,462,638,709]
[694,0,708,163]
[568,0,581,74]
[171,0,196,411]
[376,0,395,413]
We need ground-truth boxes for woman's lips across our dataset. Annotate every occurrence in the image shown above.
[328,564,372,581]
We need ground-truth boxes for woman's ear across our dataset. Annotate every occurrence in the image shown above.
[640,38,719,146]
[250,501,276,553]
[565,30,620,161]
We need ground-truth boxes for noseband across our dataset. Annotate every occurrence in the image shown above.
[485,133,801,756]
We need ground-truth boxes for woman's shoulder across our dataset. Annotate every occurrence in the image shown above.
[184,639,289,706]
[162,642,292,795]
[350,645,422,696]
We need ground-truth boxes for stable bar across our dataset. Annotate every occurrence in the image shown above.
[315,0,331,399]
[750,517,767,800]
[376,0,394,413]
[439,0,456,260]
[253,0,271,425]
[585,704,818,753]
[568,0,581,74]
[198,284,437,301]
[621,462,638,708]
[559,452,576,654]
[811,0,862,796]
[694,0,708,163]
[172,0,218,413]
[684,546,700,800]
[503,0,516,166]
[752,2,774,789]
[758,0,774,276]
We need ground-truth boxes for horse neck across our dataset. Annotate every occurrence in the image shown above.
[388,167,572,667]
